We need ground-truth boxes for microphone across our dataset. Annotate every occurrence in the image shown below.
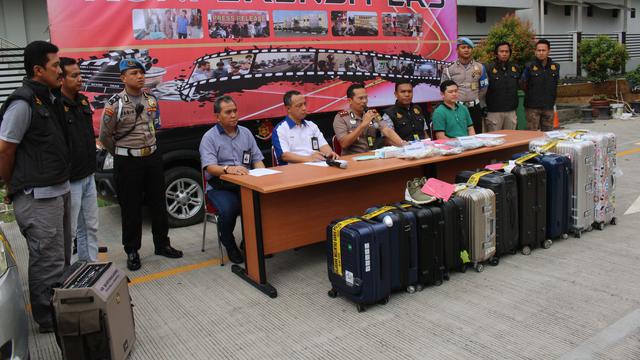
[135,104,144,119]
[364,107,382,129]
[326,159,347,169]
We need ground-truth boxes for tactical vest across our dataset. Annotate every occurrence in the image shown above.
[63,93,96,181]
[0,80,70,195]
[524,58,560,110]
[383,103,428,141]
[486,61,520,112]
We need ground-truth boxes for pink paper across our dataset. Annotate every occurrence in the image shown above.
[484,163,505,171]
[432,139,449,144]
[421,178,455,202]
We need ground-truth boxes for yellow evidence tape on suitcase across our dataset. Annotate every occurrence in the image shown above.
[567,130,588,139]
[515,152,540,165]
[539,140,559,153]
[332,218,362,276]
[362,206,397,220]
[466,170,493,186]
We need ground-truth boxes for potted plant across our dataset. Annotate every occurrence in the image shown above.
[579,35,628,84]
[589,94,611,119]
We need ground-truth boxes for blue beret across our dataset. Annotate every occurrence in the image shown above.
[119,59,146,74]
[457,37,475,48]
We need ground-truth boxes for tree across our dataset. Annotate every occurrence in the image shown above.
[472,14,536,68]
[579,35,629,83]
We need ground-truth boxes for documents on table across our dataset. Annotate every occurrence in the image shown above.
[303,161,329,167]
[248,168,282,177]
[475,133,507,139]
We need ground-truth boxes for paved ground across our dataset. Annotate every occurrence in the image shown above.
[4,118,640,360]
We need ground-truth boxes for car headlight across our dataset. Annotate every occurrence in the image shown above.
[0,235,9,277]
[103,152,114,170]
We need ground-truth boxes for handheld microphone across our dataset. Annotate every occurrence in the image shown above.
[326,159,348,169]
[364,107,382,129]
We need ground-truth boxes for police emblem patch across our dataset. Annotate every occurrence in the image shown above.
[413,107,420,115]
[550,64,557,71]
[512,66,517,72]
[64,105,69,112]
[34,96,42,105]
[532,65,538,71]
[148,98,156,107]
[396,113,403,119]
[81,99,88,106]
[103,107,114,121]
[492,68,498,74]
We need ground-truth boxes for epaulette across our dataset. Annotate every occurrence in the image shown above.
[107,93,121,106]
[338,110,349,116]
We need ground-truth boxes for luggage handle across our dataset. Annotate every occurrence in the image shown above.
[60,296,94,305]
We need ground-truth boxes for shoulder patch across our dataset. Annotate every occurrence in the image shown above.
[107,94,121,105]
[338,110,349,116]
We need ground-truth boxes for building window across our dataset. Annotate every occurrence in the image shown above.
[564,5,572,16]
[544,2,548,15]
[613,9,619,18]
[632,8,636,18]
[476,7,487,23]
[587,6,593,17]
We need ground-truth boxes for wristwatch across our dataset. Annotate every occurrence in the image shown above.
[223,165,229,174]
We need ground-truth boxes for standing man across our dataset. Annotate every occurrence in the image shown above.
[0,41,70,333]
[199,96,265,263]
[432,80,476,139]
[176,10,189,39]
[522,39,560,131]
[333,83,405,155]
[60,57,100,262]
[485,42,521,132]
[382,80,431,141]
[272,90,338,165]
[441,37,488,134]
[99,59,182,271]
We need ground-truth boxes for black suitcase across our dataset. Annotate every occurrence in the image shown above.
[398,203,445,288]
[439,196,468,278]
[511,163,550,254]
[456,171,519,258]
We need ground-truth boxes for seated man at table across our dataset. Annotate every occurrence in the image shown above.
[432,80,477,139]
[199,95,265,264]
[381,80,431,142]
[333,83,406,155]
[272,90,339,164]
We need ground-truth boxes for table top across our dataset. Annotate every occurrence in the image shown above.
[221,130,543,194]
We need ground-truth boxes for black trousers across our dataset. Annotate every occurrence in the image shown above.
[467,104,484,134]
[114,152,169,253]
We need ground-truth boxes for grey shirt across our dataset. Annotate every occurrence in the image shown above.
[0,98,70,198]
[199,124,264,191]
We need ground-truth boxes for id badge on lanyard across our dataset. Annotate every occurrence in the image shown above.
[367,136,374,148]
[242,150,251,166]
[311,137,320,151]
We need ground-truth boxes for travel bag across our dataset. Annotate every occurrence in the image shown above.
[510,161,549,254]
[454,186,497,272]
[438,196,468,278]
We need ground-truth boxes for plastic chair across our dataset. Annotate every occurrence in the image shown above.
[332,135,342,156]
[201,170,225,266]
[271,146,279,166]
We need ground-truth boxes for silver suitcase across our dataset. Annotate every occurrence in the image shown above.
[456,187,497,272]
[577,132,617,229]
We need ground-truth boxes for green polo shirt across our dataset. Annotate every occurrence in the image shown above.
[432,102,474,138]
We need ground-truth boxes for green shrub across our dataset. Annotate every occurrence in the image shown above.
[472,14,536,68]
[579,35,628,83]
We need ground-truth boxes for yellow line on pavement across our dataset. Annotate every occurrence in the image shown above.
[617,148,640,157]
[128,258,224,286]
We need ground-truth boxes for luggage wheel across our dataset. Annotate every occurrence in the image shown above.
[435,279,444,287]
[378,296,390,305]
[443,272,450,281]
[542,239,553,249]
[562,233,569,240]
[327,289,338,298]
[475,263,484,273]
[611,217,617,225]
[489,257,500,266]
[406,285,416,294]
[597,222,605,231]
[460,265,467,273]
[575,231,582,239]
[356,304,366,313]
[416,284,424,292]
[521,246,532,256]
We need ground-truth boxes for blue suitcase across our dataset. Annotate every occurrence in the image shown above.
[363,206,419,293]
[327,218,391,312]
[513,152,571,240]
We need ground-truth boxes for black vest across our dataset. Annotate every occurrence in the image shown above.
[524,58,560,110]
[383,103,429,141]
[63,93,96,181]
[486,61,520,112]
[0,79,70,195]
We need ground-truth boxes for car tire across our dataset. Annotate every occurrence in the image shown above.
[164,166,205,228]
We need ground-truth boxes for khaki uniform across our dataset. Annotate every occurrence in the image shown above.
[441,59,488,134]
[333,110,385,155]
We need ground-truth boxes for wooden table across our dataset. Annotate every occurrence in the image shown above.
[221,130,542,298]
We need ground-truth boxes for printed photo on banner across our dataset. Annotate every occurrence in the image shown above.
[374,57,415,76]
[381,13,423,37]
[317,53,373,72]
[207,10,270,39]
[252,52,317,73]
[189,53,255,82]
[273,10,328,37]
[414,62,438,77]
[132,8,203,40]
[330,11,378,37]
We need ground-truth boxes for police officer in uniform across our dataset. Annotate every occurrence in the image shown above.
[441,37,488,134]
[521,39,560,131]
[99,59,182,271]
[484,42,521,131]
[382,80,430,141]
[333,83,405,155]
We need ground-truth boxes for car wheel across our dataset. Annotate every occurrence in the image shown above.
[165,166,204,228]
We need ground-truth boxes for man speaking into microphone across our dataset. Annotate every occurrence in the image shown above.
[333,83,406,155]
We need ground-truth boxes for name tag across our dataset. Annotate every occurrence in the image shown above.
[242,150,251,166]
[311,137,319,151]
[458,136,477,147]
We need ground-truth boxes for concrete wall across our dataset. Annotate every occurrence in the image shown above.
[458,6,517,35]
[0,0,49,46]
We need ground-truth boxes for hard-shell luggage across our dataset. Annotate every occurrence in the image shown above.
[513,152,571,240]
[398,203,445,288]
[363,206,419,293]
[455,187,497,272]
[455,171,519,257]
[439,197,467,278]
[327,218,392,312]
[577,132,617,229]
[511,162,550,254]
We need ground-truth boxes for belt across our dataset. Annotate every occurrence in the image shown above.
[114,145,157,157]
[462,100,480,107]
